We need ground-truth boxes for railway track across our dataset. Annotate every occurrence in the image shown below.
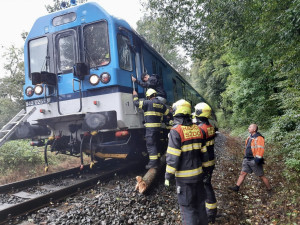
[0,159,143,224]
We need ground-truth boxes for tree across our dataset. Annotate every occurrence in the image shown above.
[136,15,190,78]
[45,0,87,13]
[0,45,25,128]
[144,0,300,174]
[45,0,70,13]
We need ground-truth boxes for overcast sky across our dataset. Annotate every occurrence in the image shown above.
[0,0,143,77]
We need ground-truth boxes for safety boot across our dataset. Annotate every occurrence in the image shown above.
[228,185,240,192]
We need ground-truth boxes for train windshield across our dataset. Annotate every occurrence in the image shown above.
[29,37,48,74]
[117,34,133,71]
[56,30,76,72]
[83,21,110,68]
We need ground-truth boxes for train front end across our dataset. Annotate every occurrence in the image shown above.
[21,2,146,167]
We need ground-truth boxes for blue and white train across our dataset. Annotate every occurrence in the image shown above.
[16,1,207,168]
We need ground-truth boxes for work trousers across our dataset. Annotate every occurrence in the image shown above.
[203,167,217,219]
[145,129,160,168]
[176,180,208,225]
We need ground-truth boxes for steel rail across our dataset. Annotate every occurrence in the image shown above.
[0,164,92,194]
[0,161,141,224]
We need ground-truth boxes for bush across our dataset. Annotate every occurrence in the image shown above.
[0,140,71,175]
[0,140,44,174]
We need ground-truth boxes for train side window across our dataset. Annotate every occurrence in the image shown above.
[28,37,48,77]
[56,31,76,72]
[152,61,157,74]
[172,78,178,101]
[117,34,133,71]
[182,83,186,99]
[83,21,110,68]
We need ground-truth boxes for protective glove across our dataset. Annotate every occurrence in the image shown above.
[164,179,170,187]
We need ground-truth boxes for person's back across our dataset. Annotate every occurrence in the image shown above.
[165,99,208,225]
[140,97,167,130]
[167,121,204,182]
[194,102,217,223]
[133,88,168,169]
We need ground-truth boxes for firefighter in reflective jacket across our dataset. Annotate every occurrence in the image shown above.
[194,102,217,223]
[165,99,208,225]
[133,88,169,169]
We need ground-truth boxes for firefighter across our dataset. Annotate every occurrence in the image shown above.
[229,124,272,193]
[165,99,208,225]
[194,102,217,223]
[133,88,169,169]
[132,72,167,103]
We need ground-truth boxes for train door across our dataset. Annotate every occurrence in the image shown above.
[55,29,81,115]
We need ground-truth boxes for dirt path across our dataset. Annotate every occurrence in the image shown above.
[213,132,300,224]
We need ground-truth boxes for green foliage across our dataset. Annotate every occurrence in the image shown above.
[45,0,87,13]
[190,56,229,111]
[0,45,25,128]
[145,0,300,174]
[0,140,72,175]
[45,0,71,13]
[0,45,25,103]
[0,140,44,174]
[136,15,190,78]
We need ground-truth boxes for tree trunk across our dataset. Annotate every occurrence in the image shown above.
[135,155,166,194]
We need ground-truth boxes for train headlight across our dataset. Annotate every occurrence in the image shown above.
[100,72,111,84]
[89,74,100,85]
[34,85,43,95]
[25,86,34,97]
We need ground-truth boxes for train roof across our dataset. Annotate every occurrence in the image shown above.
[25,2,132,44]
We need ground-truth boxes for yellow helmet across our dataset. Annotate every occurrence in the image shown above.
[172,99,191,116]
[145,88,157,98]
[194,102,212,118]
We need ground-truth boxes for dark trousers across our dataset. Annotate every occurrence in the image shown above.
[145,129,160,167]
[203,167,217,219]
[176,180,208,225]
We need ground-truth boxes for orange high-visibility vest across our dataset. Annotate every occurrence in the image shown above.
[245,135,265,158]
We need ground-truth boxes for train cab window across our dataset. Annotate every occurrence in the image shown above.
[29,37,48,76]
[117,34,133,71]
[56,31,76,72]
[83,21,110,68]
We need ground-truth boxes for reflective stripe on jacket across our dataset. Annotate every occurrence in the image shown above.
[133,94,169,130]
[165,124,205,183]
[197,121,216,168]
[245,133,265,158]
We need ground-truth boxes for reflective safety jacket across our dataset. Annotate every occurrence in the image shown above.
[197,120,216,169]
[165,122,206,183]
[133,94,169,131]
[245,132,265,158]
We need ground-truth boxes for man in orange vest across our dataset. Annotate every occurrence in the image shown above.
[229,124,272,193]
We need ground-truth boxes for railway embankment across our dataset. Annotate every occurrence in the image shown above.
[3,132,300,224]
